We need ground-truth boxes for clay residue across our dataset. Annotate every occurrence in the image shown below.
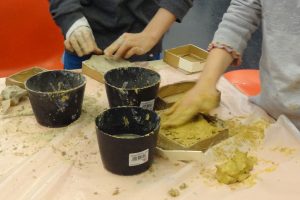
[50,96,105,168]
[122,116,130,127]
[197,118,270,188]
[272,147,297,156]
[0,95,104,169]
[168,188,180,197]
[160,114,225,148]
[112,187,120,196]
[0,86,28,113]
[179,183,188,190]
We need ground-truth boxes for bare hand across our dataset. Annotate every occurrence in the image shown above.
[64,26,102,57]
[104,32,157,60]
[162,86,221,128]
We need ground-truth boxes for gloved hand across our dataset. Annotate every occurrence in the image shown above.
[104,31,158,60]
[162,85,221,128]
[64,26,102,57]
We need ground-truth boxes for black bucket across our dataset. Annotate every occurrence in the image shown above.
[25,70,86,128]
[95,106,160,175]
[104,67,160,110]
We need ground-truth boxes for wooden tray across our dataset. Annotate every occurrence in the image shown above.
[5,67,46,88]
[155,81,196,110]
[155,81,228,152]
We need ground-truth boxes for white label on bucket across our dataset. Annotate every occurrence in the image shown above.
[140,99,155,110]
[129,149,149,166]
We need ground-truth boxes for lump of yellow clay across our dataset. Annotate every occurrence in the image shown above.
[216,150,257,184]
[168,188,180,197]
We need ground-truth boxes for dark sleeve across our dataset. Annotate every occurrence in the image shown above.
[158,0,193,22]
[49,0,84,37]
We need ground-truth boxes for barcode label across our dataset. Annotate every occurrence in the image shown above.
[140,99,155,110]
[129,149,149,166]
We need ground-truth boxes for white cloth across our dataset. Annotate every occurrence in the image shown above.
[66,17,91,39]
[213,0,300,130]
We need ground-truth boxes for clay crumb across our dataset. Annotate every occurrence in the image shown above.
[168,188,180,197]
[179,183,188,190]
[122,116,130,127]
[148,166,154,173]
[112,187,120,196]
[61,151,66,156]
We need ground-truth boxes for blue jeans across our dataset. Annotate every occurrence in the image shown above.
[63,51,92,70]
[62,51,161,69]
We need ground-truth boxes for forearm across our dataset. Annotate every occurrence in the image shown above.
[196,48,233,88]
[49,0,84,37]
[142,8,176,44]
[213,0,261,54]
[158,0,193,22]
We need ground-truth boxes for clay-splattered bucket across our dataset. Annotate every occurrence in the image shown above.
[25,70,86,127]
[95,106,160,175]
[104,67,160,110]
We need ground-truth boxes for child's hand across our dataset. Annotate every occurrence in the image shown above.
[162,86,221,128]
[104,8,176,60]
[104,31,158,60]
[64,26,102,57]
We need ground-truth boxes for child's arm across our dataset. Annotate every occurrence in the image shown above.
[213,0,262,55]
[163,0,262,127]
[163,48,233,127]
[104,8,176,59]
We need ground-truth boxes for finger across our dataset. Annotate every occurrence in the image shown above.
[162,115,185,128]
[74,31,90,55]
[104,36,124,57]
[164,101,179,116]
[163,110,195,128]
[69,36,84,57]
[64,40,75,53]
[113,41,132,60]
[124,47,144,59]
[89,37,102,55]
[80,30,95,54]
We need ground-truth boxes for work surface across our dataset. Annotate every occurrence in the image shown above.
[0,64,300,200]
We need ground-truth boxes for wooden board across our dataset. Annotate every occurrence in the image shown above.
[82,55,133,83]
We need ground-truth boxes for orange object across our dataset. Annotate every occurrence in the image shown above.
[224,69,261,96]
[0,0,64,78]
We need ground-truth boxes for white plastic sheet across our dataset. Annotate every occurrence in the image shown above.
[0,65,299,200]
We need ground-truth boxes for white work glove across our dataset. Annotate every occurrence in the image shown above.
[65,18,102,57]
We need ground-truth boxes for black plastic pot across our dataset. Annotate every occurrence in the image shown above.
[25,70,86,127]
[104,67,160,110]
[95,106,160,175]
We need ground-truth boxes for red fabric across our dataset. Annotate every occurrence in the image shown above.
[0,0,64,77]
